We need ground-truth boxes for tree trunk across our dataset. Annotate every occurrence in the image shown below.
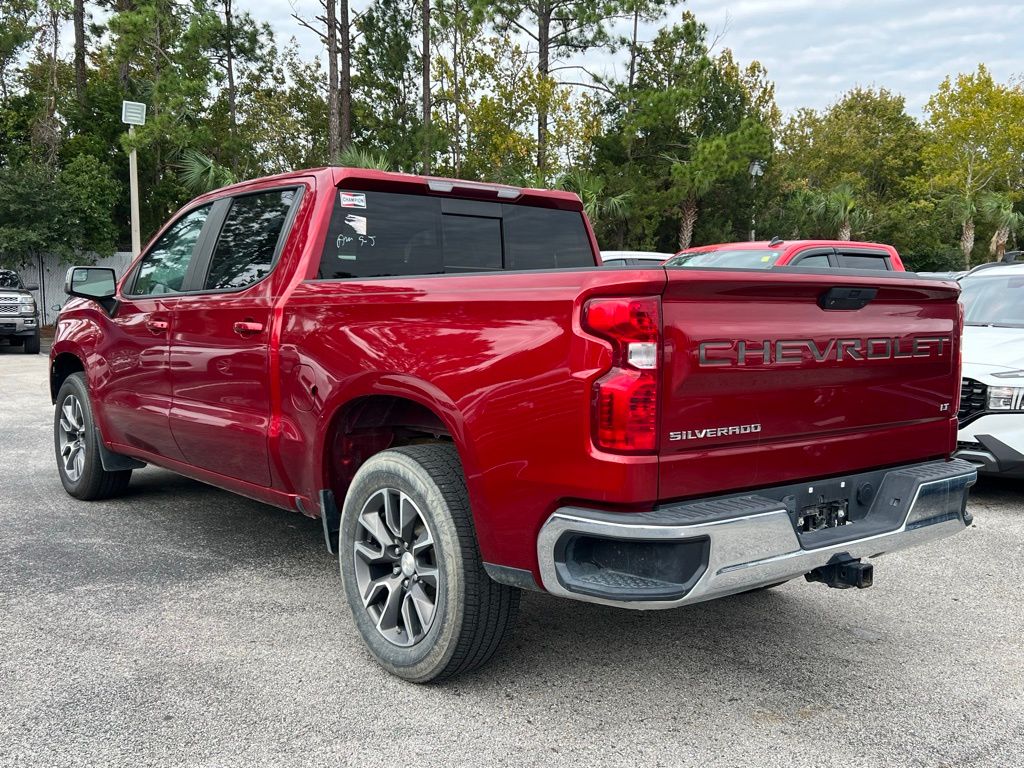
[452,0,462,174]
[422,0,431,174]
[223,0,237,170]
[990,225,1009,261]
[536,1,551,179]
[73,0,87,105]
[838,220,851,241]
[627,4,639,92]
[960,217,975,270]
[118,0,134,90]
[339,0,351,150]
[678,198,698,250]
[325,0,340,162]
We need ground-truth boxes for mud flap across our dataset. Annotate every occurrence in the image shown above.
[319,489,340,555]
[98,441,146,472]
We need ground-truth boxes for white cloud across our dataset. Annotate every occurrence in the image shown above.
[240,0,1024,118]
[682,0,1023,115]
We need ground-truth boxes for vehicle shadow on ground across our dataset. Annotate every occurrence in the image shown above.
[0,340,51,355]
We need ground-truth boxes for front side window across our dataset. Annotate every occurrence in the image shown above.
[133,206,211,295]
[204,189,297,290]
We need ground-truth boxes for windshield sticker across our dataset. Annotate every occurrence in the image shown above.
[343,214,367,234]
[339,191,366,209]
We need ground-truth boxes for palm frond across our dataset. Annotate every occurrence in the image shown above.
[337,145,392,171]
[177,150,235,194]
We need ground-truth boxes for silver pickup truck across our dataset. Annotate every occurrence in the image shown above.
[0,269,41,354]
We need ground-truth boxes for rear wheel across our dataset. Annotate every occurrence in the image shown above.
[23,332,40,354]
[54,373,132,500]
[339,444,519,682]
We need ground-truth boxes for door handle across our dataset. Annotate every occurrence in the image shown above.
[233,320,264,336]
[146,319,170,334]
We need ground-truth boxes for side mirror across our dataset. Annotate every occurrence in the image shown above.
[65,266,116,299]
[65,267,118,313]
[23,283,39,291]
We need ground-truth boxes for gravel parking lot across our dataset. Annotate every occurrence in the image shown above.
[1,346,1022,768]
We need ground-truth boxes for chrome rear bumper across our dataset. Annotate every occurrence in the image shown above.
[537,459,977,609]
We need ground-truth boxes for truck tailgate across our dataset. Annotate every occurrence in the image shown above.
[658,270,961,500]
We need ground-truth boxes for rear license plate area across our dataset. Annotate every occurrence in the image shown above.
[791,479,855,534]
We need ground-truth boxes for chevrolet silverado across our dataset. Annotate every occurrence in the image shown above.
[50,168,975,681]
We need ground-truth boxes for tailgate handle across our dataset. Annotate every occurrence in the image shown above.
[818,286,878,311]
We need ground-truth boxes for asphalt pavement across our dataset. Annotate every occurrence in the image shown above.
[1,344,1022,767]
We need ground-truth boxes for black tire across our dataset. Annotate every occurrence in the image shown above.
[7,336,24,346]
[339,444,519,682]
[23,332,40,354]
[54,373,132,500]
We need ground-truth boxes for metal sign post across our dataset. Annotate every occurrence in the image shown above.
[121,101,147,256]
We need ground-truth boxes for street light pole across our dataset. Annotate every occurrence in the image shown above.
[121,101,147,256]
[128,125,141,256]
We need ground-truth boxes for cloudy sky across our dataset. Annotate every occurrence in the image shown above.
[251,0,1022,117]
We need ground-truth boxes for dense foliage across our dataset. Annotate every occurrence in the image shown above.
[1,0,1022,271]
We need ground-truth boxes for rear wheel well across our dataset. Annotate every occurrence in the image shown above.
[324,396,453,502]
[51,353,85,404]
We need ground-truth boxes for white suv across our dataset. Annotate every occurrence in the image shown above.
[955,263,1024,478]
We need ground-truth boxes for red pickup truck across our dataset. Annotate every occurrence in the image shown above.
[51,168,975,682]
[669,239,906,271]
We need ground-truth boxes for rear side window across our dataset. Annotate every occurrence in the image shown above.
[204,188,297,290]
[837,253,890,270]
[317,190,593,279]
[133,205,211,295]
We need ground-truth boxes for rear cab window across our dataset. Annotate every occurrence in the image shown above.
[835,252,892,270]
[316,190,594,280]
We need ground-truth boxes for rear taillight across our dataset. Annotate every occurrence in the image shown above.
[582,296,661,453]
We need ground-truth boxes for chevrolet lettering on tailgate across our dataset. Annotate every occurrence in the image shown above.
[697,334,952,367]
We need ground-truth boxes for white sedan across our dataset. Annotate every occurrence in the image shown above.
[954,263,1024,478]
[599,250,674,267]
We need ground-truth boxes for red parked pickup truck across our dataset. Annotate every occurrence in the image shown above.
[669,239,906,271]
[51,168,975,681]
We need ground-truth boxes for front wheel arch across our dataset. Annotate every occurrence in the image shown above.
[50,352,85,404]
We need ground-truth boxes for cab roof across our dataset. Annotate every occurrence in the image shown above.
[676,239,897,255]
[192,167,583,212]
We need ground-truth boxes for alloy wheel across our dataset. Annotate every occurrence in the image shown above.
[58,394,87,483]
[352,488,440,647]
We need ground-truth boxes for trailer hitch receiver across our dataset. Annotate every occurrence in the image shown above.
[806,559,873,589]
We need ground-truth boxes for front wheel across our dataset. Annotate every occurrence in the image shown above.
[54,373,132,500]
[339,444,519,682]
[23,332,40,354]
